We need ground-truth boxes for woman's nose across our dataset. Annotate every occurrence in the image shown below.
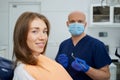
[38,32,47,39]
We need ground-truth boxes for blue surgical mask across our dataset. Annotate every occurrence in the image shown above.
[68,23,85,36]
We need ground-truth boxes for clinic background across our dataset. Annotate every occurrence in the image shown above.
[0,0,120,61]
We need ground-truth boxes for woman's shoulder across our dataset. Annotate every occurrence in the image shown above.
[14,62,24,72]
[13,62,35,80]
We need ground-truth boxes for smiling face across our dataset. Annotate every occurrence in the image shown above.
[27,18,48,56]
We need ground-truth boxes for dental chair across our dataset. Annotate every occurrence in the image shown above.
[0,57,14,80]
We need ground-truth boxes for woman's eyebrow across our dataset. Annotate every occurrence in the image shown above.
[30,27,48,30]
[30,27,39,29]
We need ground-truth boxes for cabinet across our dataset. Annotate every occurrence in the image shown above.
[113,62,120,80]
[90,4,120,25]
[114,6,120,23]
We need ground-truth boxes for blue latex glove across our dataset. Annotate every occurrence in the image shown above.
[57,54,68,68]
[71,58,90,72]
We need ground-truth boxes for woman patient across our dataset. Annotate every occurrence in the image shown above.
[12,11,73,80]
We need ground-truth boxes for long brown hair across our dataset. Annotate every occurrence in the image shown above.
[13,12,50,65]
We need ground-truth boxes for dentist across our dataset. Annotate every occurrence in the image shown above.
[55,11,112,80]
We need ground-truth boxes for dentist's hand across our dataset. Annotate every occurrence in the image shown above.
[56,54,68,68]
[71,58,90,72]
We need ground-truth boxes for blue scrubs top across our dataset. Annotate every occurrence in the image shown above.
[55,35,112,80]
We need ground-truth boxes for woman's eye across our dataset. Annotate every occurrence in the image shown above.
[43,30,48,34]
[32,30,37,33]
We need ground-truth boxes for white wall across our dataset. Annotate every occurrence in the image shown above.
[0,0,9,58]
[0,0,120,60]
